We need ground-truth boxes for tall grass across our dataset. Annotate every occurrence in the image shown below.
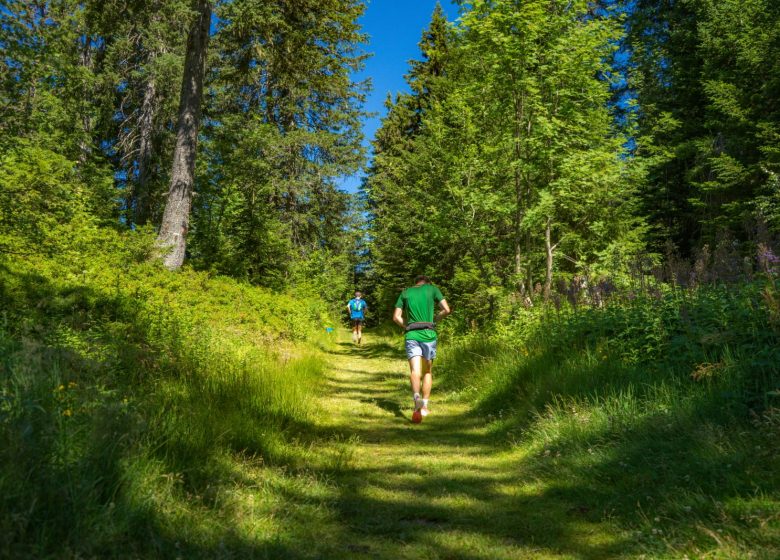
[437,283,780,557]
[0,230,331,557]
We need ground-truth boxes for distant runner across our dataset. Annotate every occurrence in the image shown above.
[347,291,367,345]
[392,276,451,423]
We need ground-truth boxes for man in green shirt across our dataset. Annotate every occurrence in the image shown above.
[393,275,451,423]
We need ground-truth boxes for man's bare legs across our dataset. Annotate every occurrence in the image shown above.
[409,356,433,413]
[351,321,363,344]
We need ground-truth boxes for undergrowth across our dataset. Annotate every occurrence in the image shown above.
[438,282,780,558]
[0,229,334,558]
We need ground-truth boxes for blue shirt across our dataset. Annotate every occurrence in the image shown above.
[348,298,366,320]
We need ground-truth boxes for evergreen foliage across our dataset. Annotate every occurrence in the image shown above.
[629,0,780,252]
[189,0,368,288]
[0,0,366,302]
[366,1,644,323]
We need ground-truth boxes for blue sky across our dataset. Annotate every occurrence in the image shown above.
[339,0,461,193]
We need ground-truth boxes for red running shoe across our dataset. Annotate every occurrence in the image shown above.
[411,409,423,424]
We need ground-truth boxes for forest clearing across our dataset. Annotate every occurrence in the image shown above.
[1,0,779,557]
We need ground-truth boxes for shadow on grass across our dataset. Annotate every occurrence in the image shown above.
[283,339,629,557]
[4,265,777,558]
[316,395,777,558]
[328,473,632,559]
[360,396,405,419]
[426,310,780,557]
[328,338,402,360]
[0,265,344,558]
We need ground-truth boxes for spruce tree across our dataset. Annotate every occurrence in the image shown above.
[188,0,368,287]
[157,0,212,270]
[364,3,454,307]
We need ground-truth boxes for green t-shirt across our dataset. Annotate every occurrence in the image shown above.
[395,283,445,342]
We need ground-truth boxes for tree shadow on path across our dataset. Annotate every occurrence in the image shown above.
[310,336,637,559]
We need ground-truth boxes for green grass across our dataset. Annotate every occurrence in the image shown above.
[0,234,334,557]
[2,233,778,558]
[434,284,780,558]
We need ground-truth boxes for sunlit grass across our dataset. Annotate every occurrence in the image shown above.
[0,248,339,557]
[434,287,780,558]
[2,245,778,558]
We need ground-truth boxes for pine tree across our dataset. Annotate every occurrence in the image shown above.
[364,4,454,307]
[157,0,212,270]
[188,0,368,287]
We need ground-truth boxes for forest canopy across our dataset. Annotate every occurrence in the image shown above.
[363,0,780,322]
[1,0,368,303]
[1,0,778,316]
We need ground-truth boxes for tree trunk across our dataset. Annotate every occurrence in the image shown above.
[78,35,94,166]
[513,92,525,294]
[134,77,158,225]
[157,0,211,269]
[544,217,554,301]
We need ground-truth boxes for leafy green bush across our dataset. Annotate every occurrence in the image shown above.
[441,283,779,412]
[0,141,116,256]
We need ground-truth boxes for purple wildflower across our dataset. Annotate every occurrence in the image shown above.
[758,244,780,276]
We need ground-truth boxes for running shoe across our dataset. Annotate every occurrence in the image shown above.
[420,407,429,418]
[411,396,423,423]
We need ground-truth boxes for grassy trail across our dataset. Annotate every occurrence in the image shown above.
[304,333,627,560]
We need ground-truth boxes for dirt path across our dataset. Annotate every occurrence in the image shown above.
[307,334,624,560]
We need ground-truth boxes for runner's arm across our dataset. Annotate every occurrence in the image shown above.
[435,299,451,322]
[392,307,405,329]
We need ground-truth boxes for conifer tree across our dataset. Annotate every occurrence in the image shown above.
[364,3,454,306]
[157,0,212,270]
[94,0,191,226]
[628,0,780,248]
[367,0,642,319]
[188,0,368,286]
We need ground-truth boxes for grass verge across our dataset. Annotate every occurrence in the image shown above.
[437,284,780,558]
[0,230,334,558]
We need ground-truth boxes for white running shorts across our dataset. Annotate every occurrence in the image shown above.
[405,339,437,361]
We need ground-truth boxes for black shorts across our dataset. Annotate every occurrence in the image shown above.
[351,318,363,327]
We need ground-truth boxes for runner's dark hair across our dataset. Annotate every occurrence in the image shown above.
[415,275,430,284]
